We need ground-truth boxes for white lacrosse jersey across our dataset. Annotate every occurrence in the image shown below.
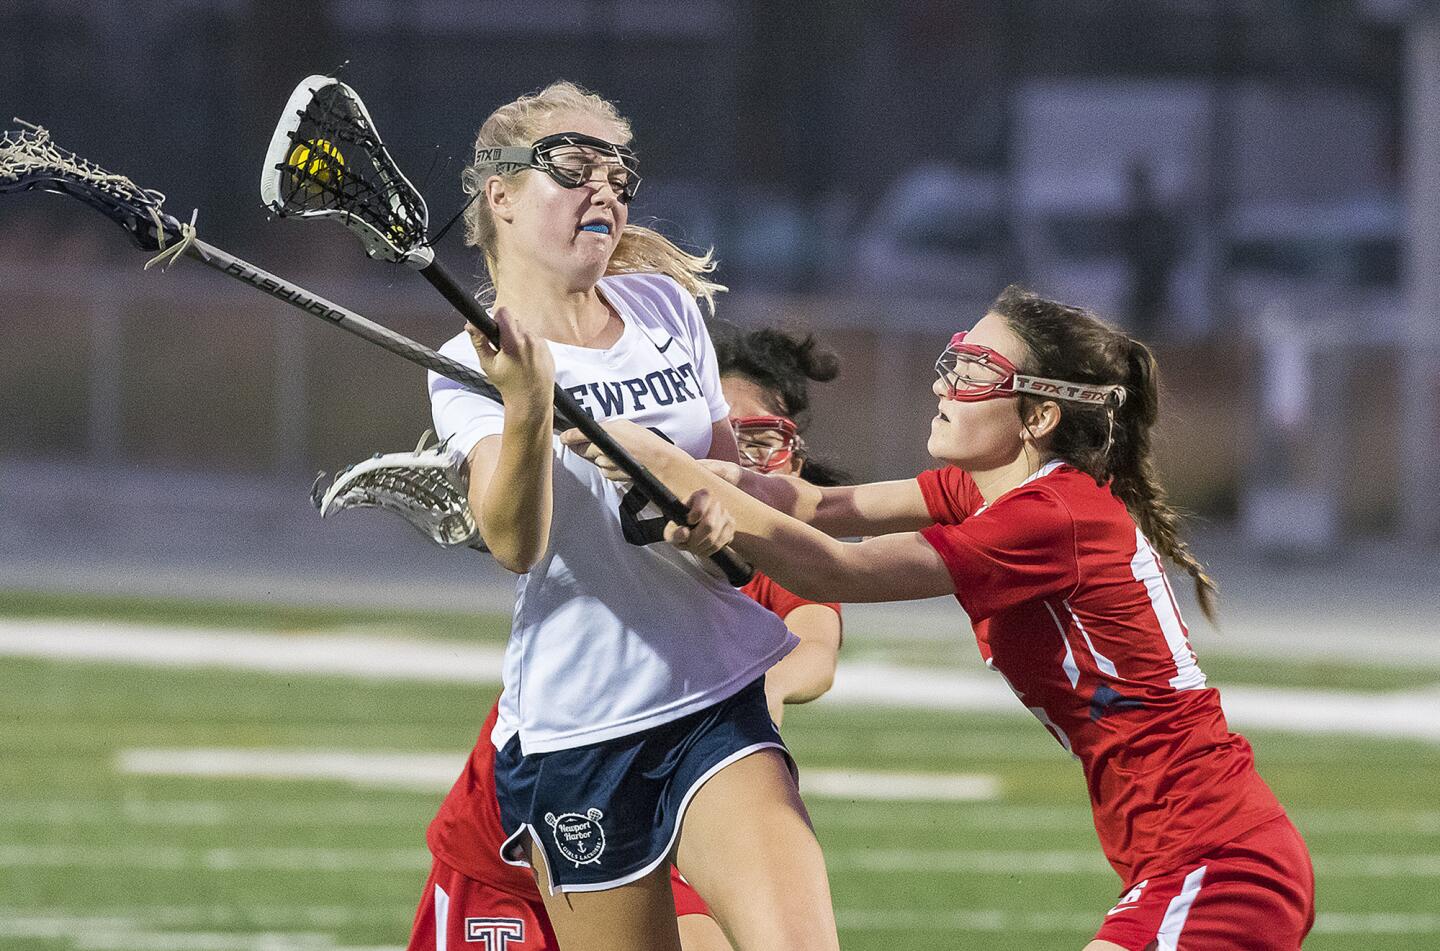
[429,272,798,754]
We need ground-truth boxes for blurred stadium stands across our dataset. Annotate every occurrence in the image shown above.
[1,0,1436,559]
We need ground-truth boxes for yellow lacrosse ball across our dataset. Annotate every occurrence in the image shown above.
[288,139,345,193]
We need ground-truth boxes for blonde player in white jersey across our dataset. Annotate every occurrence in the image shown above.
[426,81,838,951]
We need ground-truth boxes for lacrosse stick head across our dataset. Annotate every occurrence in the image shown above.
[0,123,181,252]
[261,76,433,268]
[312,435,483,549]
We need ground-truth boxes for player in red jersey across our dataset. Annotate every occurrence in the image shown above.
[407,327,845,951]
[713,324,848,730]
[566,285,1316,950]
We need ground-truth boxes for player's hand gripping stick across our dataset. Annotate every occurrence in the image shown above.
[423,260,754,586]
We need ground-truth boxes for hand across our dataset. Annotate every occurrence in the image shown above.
[560,419,676,483]
[697,458,746,487]
[663,488,735,557]
[468,307,554,414]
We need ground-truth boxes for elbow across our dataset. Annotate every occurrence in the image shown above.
[480,525,548,574]
[785,659,837,705]
[488,538,546,574]
[493,552,539,575]
[802,667,836,703]
[816,664,836,696]
[475,498,551,575]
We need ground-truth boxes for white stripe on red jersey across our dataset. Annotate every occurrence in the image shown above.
[916,463,1284,884]
[1130,527,1206,690]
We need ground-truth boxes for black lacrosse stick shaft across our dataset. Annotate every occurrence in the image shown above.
[177,236,540,425]
[420,260,754,587]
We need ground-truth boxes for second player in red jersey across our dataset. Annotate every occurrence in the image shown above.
[568,285,1316,950]
[916,461,1284,887]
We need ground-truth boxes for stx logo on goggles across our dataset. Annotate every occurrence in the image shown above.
[936,332,1125,407]
[1013,378,1119,403]
[473,132,641,203]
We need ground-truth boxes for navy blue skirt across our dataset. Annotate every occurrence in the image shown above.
[494,677,791,893]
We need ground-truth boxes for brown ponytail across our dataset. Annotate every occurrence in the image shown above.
[994,285,1219,622]
[1109,337,1219,622]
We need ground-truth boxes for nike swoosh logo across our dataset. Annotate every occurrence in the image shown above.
[657,337,675,352]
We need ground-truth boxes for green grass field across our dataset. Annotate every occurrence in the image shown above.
[2,594,1437,950]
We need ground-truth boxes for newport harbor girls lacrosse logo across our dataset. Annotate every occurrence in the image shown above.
[545,808,606,867]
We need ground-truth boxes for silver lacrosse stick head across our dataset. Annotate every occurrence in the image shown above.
[260,75,434,268]
[312,432,483,549]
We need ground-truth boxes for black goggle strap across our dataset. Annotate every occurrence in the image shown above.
[472,133,639,201]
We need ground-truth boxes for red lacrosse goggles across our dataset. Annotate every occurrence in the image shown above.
[730,415,804,473]
[935,332,1126,407]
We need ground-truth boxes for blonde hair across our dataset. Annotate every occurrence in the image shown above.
[460,81,725,312]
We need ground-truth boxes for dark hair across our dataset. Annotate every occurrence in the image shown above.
[990,285,1219,621]
[712,323,849,486]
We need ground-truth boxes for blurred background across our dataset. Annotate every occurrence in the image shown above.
[2,2,1439,951]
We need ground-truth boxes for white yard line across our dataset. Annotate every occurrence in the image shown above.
[0,907,390,931]
[812,802,1440,836]
[0,619,505,682]
[0,799,424,827]
[833,908,1440,935]
[11,797,1430,837]
[0,844,428,872]
[0,916,399,951]
[115,748,1000,803]
[117,748,462,792]
[827,848,1440,878]
[73,932,396,951]
[827,659,1440,743]
[6,841,1436,879]
[1,908,1433,943]
[4,619,1439,742]
[801,769,999,802]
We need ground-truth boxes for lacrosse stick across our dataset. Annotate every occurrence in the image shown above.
[0,122,518,418]
[261,75,753,586]
[312,430,486,549]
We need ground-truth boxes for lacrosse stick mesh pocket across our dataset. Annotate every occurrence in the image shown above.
[266,79,428,259]
[0,123,177,250]
[315,441,482,549]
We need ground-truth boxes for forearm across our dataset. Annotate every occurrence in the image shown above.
[731,467,824,523]
[653,451,869,599]
[728,469,932,538]
[475,408,554,572]
[651,448,955,603]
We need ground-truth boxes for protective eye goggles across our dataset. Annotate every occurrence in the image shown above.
[935,332,1126,407]
[474,131,641,204]
[730,415,804,474]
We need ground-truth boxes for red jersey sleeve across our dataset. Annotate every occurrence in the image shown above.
[919,482,1079,621]
[741,571,842,620]
[916,466,983,525]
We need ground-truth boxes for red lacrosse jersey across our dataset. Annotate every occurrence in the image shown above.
[427,702,537,898]
[917,462,1285,885]
[742,571,842,623]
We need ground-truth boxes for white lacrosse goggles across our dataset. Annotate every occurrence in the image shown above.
[730,415,804,474]
[935,332,1126,407]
